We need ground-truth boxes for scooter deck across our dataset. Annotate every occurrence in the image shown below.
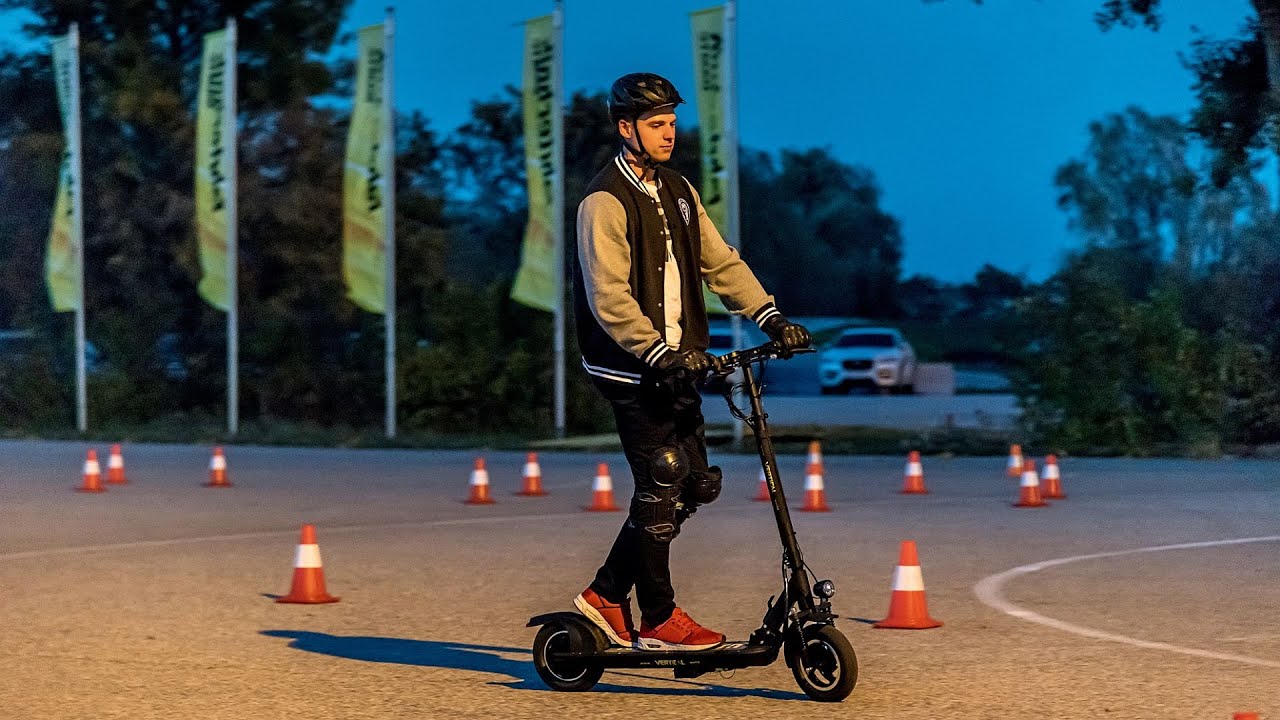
[556,641,778,670]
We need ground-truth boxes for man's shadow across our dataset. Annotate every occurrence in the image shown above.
[261,630,805,699]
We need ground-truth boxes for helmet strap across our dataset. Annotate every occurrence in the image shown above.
[623,118,659,172]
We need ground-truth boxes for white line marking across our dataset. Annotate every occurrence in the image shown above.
[974,536,1280,669]
[0,512,593,563]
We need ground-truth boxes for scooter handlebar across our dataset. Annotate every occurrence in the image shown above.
[710,341,815,376]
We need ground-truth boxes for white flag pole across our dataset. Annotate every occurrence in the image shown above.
[383,7,398,438]
[68,23,87,434]
[225,18,240,436]
[552,0,566,438]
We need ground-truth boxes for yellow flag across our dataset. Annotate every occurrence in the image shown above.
[196,29,232,311]
[691,6,729,314]
[343,24,388,314]
[510,15,558,312]
[46,33,78,312]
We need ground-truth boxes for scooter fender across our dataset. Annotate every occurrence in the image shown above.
[527,611,608,653]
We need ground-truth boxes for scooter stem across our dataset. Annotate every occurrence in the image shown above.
[740,361,815,614]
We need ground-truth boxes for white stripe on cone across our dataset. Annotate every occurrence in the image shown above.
[1042,463,1059,481]
[294,544,323,569]
[804,472,823,491]
[108,454,124,469]
[471,468,490,487]
[211,454,227,471]
[594,472,613,492]
[906,461,922,475]
[1021,469,1040,488]
[523,461,539,478]
[891,564,925,592]
[84,459,101,474]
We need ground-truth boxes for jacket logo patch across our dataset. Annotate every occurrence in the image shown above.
[678,198,691,226]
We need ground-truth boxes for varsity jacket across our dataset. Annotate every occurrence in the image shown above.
[573,152,782,385]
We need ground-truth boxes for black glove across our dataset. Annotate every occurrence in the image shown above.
[655,349,717,376]
[761,315,811,350]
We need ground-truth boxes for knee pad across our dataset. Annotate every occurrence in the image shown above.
[629,485,682,543]
[650,446,689,488]
[687,465,722,505]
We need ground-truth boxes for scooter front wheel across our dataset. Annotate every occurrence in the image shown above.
[532,622,604,691]
[787,624,858,702]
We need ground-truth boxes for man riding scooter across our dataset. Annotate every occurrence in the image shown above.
[572,72,811,651]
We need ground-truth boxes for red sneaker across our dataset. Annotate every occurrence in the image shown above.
[637,607,726,651]
[574,588,636,646]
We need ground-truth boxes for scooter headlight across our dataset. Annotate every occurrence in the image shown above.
[814,579,836,599]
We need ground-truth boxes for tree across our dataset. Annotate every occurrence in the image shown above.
[1054,107,1268,284]
[1093,0,1280,202]
[1014,249,1226,454]
[1054,108,1194,285]
[741,148,903,316]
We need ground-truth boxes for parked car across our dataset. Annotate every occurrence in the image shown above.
[818,327,916,394]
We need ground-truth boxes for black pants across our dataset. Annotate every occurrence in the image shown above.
[589,377,713,628]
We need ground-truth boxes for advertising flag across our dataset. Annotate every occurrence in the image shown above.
[691,6,729,313]
[343,24,389,314]
[46,33,79,312]
[195,28,233,310]
[510,14,558,312]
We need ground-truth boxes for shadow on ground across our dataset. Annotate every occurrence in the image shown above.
[261,630,805,699]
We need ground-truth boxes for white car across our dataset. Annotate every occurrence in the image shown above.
[818,327,917,394]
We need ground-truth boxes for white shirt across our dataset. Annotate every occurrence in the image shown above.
[643,179,683,348]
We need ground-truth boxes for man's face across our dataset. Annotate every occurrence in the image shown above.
[621,107,677,163]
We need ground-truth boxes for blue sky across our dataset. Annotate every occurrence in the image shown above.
[1,1,1260,282]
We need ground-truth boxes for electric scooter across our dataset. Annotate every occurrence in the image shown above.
[527,341,857,702]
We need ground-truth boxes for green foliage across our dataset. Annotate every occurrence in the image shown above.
[0,344,70,426]
[1184,23,1271,187]
[738,148,903,316]
[1015,253,1213,453]
[1017,107,1280,454]
[1093,0,1162,30]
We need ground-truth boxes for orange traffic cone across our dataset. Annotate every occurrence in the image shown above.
[800,453,830,512]
[107,444,127,485]
[753,466,770,501]
[465,457,496,504]
[1041,454,1065,499]
[874,540,942,629]
[76,449,106,493]
[205,446,231,487]
[276,524,339,604]
[585,462,621,512]
[515,452,548,496]
[807,440,823,468]
[1006,444,1023,478]
[900,450,928,494]
[1013,458,1047,507]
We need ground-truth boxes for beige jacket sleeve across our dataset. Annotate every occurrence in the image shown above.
[577,191,672,365]
[688,180,775,319]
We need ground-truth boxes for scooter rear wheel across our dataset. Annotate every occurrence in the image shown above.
[787,624,858,702]
[532,622,604,692]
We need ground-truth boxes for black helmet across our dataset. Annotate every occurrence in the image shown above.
[608,73,685,126]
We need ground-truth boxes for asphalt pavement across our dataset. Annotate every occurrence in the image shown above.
[0,440,1275,719]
